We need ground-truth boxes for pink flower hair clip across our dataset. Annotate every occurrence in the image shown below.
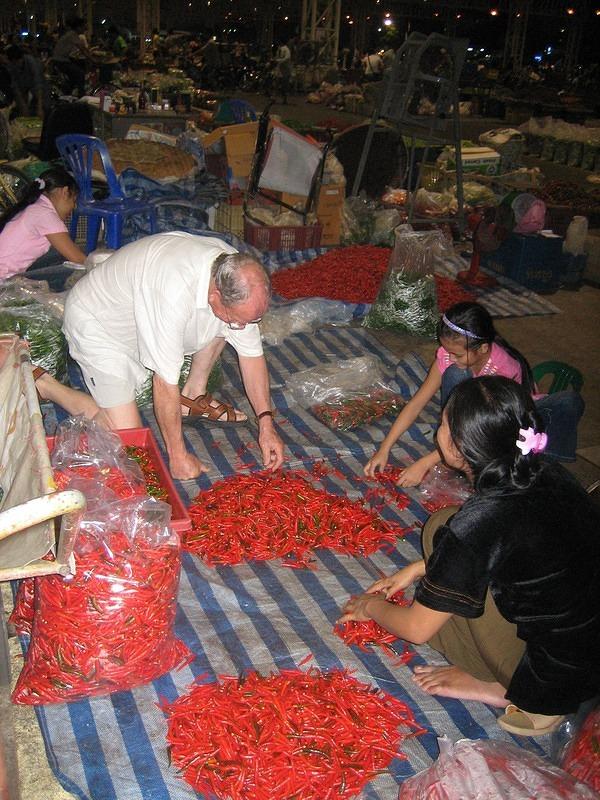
[516,427,548,456]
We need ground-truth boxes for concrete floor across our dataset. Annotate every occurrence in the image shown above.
[4,97,600,799]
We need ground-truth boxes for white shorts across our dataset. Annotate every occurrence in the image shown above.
[63,299,148,408]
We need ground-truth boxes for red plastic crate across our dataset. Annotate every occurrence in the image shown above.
[46,427,191,533]
[243,217,322,251]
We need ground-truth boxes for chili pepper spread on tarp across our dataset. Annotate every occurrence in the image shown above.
[312,388,406,431]
[12,497,194,705]
[161,667,425,800]
[185,471,406,568]
[334,591,414,664]
[269,245,474,310]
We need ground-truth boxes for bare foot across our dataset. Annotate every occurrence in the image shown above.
[412,665,507,707]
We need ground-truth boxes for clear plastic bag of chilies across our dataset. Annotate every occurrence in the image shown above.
[363,228,442,338]
[12,496,194,704]
[559,701,600,794]
[398,737,598,799]
[286,355,405,430]
[260,299,354,347]
[50,415,145,496]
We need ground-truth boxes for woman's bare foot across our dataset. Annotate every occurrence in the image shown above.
[412,665,507,707]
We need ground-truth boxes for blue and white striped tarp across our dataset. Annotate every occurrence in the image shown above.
[33,327,553,800]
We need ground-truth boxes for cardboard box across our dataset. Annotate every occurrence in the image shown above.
[203,122,259,180]
[318,205,343,246]
[317,184,345,213]
[441,146,501,176]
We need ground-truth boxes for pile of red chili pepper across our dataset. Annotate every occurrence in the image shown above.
[562,706,600,792]
[363,468,412,513]
[270,245,474,311]
[12,523,194,705]
[185,471,403,568]
[162,667,424,800]
[312,389,405,431]
[334,591,414,664]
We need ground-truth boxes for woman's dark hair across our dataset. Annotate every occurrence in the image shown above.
[0,167,78,233]
[445,376,544,491]
[437,301,535,396]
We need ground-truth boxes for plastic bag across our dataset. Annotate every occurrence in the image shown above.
[286,355,388,406]
[512,193,547,234]
[418,464,472,513]
[51,416,144,490]
[399,737,598,799]
[260,299,353,346]
[0,283,68,382]
[559,702,600,793]
[412,188,457,218]
[313,388,405,431]
[12,495,194,704]
[341,194,401,247]
[363,229,442,338]
[0,275,67,318]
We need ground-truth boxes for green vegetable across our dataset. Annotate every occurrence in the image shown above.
[0,301,69,382]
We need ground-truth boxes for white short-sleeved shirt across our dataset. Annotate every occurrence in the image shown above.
[63,233,264,402]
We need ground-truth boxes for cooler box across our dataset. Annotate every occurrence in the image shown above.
[46,427,191,533]
[440,145,501,176]
[481,233,563,293]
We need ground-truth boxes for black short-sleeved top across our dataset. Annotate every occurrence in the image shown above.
[414,462,600,715]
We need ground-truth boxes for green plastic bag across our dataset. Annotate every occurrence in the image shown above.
[363,228,440,338]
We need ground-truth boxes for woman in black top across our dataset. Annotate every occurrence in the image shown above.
[340,376,600,736]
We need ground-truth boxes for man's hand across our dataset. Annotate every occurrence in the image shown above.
[258,418,285,471]
[169,451,208,481]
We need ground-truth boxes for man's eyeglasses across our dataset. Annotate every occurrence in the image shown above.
[225,310,262,330]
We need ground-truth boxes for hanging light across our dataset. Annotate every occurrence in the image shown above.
[566,7,575,14]
[490,8,499,16]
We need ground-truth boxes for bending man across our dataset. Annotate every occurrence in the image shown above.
[63,232,284,479]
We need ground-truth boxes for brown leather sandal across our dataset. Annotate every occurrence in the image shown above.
[180,392,247,426]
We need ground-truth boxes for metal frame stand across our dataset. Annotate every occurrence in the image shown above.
[351,32,468,234]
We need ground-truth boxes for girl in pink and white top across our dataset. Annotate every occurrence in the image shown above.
[0,166,85,284]
[364,302,583,485]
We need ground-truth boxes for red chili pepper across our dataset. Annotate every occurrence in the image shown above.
[313,389,406,431]
[562,706,600,792]
[185,470,406,568]
[270,245,475,311]
[161,667,425,799]
[334,591,415,665]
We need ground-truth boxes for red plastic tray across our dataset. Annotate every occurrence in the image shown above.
[46,427,191,533]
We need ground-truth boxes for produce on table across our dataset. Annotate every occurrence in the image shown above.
[185,470,406,568]
[162,667,424,800]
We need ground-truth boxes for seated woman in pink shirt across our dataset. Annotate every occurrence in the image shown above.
[0,166,85,288]
[364,302,584,485]
[0,167,100,420]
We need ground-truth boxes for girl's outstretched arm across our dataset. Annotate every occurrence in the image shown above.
[364,361,442,477]
[339,594,450,645]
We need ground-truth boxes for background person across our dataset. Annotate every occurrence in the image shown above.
[52,16,92,97]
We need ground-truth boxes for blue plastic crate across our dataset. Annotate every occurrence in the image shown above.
[481,233,563,294]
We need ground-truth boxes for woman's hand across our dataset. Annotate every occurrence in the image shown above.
[338,593,376,623]
[364,447,389,478]
[366,561,425,599]
[395,461,430,487]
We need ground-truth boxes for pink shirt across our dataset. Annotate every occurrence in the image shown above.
[436,342,522,382]
[0,195,67,280]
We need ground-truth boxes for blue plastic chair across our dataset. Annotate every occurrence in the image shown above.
[215,99,257,125]
[55,133,157,252]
